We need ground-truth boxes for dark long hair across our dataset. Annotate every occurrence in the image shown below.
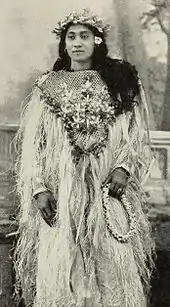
[52,23,140,114]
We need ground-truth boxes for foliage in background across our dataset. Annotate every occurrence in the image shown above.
[142,0,170,130]
[146,57,166,128]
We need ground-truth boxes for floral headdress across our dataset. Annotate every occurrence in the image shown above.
[52,8,111,38]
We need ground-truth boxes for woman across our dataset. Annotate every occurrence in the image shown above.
[14,8,155,307]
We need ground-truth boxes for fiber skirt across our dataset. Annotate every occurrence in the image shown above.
[33,190,152,307]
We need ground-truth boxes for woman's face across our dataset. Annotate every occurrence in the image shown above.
[65,24,95,63]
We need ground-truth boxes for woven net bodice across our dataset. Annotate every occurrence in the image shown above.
[41,69,106,91]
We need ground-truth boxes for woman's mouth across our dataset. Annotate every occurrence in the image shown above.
[72,50,84,54]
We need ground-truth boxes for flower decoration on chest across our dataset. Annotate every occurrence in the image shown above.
[38,74,116,133]
[59,76,115,132]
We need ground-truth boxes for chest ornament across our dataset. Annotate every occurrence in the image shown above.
[36,75,117,162]
[37,76,116,131]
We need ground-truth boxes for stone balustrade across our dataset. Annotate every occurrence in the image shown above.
[145,130,170,206]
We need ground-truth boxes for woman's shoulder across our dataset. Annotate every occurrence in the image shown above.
[33,70,52,87]
[34,69,66,87]
[32,70,69,102]
[33,70,64,95]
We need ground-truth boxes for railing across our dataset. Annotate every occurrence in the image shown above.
[146,130,170,206]
[0,124,17,228]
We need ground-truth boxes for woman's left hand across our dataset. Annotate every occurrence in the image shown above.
[108,167,129,199]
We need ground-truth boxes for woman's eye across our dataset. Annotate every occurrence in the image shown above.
[81,34,89,39]
[68,35,75,40]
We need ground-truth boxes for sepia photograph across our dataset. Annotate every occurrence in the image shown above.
[0,0,170,306]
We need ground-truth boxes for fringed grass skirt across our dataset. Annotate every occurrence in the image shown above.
[33,188,152,307]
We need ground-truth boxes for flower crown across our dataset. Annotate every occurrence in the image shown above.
[52,8,111,38]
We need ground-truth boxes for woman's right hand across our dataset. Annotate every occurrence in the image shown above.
[35,191,57,227]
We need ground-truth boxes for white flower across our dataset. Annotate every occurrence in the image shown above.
[94,36,102,45]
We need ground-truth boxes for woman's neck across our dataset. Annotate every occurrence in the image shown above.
[70,59,92,71]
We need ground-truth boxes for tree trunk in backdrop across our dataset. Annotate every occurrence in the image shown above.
[161,4,170,131]
[112,0,156,129]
